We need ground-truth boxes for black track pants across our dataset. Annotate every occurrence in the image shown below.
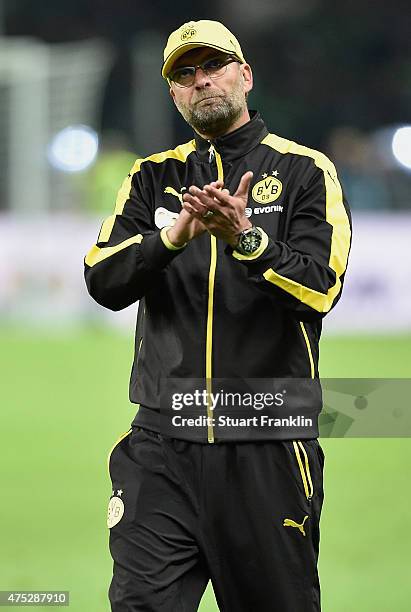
[108,427,324,612]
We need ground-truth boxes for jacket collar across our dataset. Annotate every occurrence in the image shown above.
[194,110,269,163]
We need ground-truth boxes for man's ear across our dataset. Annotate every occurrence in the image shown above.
[241,64,253,94]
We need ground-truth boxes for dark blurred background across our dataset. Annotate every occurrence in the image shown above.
[2,0,411,211]
[4,0,411,145]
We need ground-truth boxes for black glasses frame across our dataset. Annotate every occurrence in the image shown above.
[168,55,240,87]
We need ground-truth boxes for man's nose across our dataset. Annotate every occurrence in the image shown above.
[193,67,212,88]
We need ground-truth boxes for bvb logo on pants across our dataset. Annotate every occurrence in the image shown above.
[107,491,124,528]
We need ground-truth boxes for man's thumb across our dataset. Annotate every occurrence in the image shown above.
[236,171,253,198]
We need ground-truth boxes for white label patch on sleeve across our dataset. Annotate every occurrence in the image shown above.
[155,207,179,229]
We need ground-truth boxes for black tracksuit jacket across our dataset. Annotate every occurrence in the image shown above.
[84,111,352,443]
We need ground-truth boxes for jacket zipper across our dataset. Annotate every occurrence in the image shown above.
[205,146,223,443]
[292,440,314,501]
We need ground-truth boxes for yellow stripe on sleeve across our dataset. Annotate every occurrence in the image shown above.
[85,234,143,267]
[98,140,196,243]
[261,134,351,313]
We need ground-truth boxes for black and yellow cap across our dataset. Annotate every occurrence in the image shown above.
[162,20,246,79]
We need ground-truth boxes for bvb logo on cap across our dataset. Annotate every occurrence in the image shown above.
[181,23,197,41]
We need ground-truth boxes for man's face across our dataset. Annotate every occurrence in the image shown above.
[168,47,253,138]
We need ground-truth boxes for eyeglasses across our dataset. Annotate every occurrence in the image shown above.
[168,55,240,88]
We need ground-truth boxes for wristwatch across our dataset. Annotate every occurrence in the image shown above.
[234,226,263,256]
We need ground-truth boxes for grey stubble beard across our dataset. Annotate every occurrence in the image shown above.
[175,79,247,139]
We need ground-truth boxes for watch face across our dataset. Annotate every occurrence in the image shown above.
[238,228,262,254]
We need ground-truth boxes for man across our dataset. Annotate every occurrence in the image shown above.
[85,19,351,612]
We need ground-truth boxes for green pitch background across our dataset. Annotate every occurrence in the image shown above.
[0,329,410,611]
